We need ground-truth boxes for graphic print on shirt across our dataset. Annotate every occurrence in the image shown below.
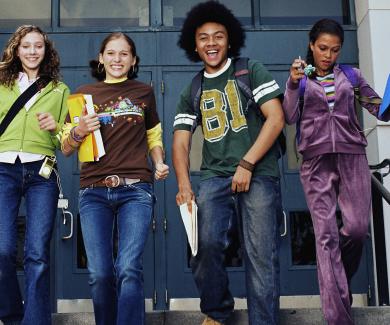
[201,79,247,143]
[95,96,146,126]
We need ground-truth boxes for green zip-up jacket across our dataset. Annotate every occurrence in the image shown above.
[0,81,69,156]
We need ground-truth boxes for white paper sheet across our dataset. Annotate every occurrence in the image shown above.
[84,94,105,160]
[179,201,198,256]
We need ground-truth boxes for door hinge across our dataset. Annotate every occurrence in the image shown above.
[153,290,157,305]
[161,80,165,94]
[152,218,156,232]
[165,288,168,305]
[163,217,167,232]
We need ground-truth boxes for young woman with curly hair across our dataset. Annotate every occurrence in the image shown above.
[0,25,69,325]
[0,25,61,87]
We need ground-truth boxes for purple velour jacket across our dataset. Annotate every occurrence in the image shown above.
[282,64,390,161]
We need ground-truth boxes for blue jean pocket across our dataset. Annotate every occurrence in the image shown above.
[126,182,155,203]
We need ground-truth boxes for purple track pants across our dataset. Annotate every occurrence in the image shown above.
[300,153,371,325]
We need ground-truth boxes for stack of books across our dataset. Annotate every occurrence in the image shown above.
[67,94,105,162]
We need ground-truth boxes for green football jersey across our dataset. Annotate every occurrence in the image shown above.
[174,58,282,180]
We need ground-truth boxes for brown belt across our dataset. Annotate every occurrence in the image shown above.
[90,175,140,188]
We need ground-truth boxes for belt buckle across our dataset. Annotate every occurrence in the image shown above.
[104,175,120,188]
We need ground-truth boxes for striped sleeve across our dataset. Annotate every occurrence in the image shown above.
[252,80,280,103]
[173,113,197,128]
[249,60,282,106]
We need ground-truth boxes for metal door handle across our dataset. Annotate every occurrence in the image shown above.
[62,210,74,240]
[280,210,287,237]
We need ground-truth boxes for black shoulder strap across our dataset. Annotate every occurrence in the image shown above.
[234,57,286,156]
[190,69,204,132]
[339,64,382,127]
[339,64,382,106]
[0,76,51,137]
[295,76,308,144]
[190,58,254,125]
[234,58,252,95]
[233,57,256,115]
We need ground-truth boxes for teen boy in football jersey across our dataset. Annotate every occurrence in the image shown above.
[172,2,285,324]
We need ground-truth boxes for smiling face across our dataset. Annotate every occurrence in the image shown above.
[99,36,136,81]
[17,31,45,79]
[310,33,342,76]
[195,22,229,74]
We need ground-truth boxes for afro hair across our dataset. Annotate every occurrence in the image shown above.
[178,1,245,62]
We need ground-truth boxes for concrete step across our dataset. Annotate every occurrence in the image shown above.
[1,308,390,324]
[48,307,390,325]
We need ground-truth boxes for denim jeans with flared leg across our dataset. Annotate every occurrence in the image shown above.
[79,182,154,325]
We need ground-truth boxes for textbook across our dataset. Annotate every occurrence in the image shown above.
[67,94,105,162]
[179,201,198,256]
[379,73,390,119]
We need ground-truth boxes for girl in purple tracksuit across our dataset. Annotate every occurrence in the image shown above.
[283,19,390,325]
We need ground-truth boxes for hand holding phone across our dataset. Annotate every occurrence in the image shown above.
[290,56,306,83]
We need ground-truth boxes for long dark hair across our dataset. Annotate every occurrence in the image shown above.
[90,32,140,81]
[178,1,245,62]
[306,18,344,66]
[0,25,60,88]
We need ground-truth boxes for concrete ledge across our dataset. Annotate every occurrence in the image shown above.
[52,306,390,325]
[2,307,390,325]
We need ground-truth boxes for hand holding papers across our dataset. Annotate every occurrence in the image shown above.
[379,73,390,119]
[67,94,105,162]
[179,201,198,256]
[84,95,105,160]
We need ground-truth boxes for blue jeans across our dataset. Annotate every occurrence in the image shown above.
[192,176,282,325]
[79,182,154,325]
[0,159,59,325]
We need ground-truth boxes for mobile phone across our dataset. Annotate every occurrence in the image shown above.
[39,156,56,179]
[298,56,304,72]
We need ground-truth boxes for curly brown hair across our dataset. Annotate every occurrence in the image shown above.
[0,25,61,88]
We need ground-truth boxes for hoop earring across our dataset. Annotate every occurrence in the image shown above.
[97,62,105,74]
